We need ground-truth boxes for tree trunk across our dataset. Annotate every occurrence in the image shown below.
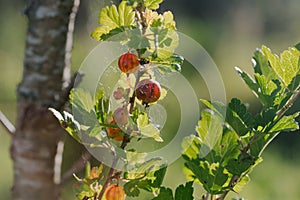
[11,0,76,199]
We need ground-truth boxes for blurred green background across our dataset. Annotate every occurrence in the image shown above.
[1,0,300,199]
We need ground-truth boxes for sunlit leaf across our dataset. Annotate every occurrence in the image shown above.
[144,0,163,10]
[125,157,163,180]
[261,45,300,87]
[49,108,82,143]
[233,175,250,193]
[70,88,94,112]
[92,1,135,40]
[269,112,299,133]
[137,113,163,142]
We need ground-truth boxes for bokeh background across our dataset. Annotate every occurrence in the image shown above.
[0,0,299,199]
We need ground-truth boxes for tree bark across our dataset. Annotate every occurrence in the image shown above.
[11,0,76,199]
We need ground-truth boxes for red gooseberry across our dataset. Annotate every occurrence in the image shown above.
[118,52,139,73]
[135,79,161,105]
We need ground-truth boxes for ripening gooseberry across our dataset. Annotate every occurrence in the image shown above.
[135,79,161,105]
[113,107,129,126]
[105,184,126,200]
[106,120,124,141]
[118,52,139,73]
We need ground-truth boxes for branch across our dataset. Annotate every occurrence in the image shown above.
[0,110,15,135]
[59,151,92,186]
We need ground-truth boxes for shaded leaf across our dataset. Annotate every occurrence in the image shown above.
[185,161,228,194]
[174,181,194,200]
[124,180,140,197]
[152,187,173,200]
[151,165,167,188]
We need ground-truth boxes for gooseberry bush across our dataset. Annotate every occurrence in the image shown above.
[50,0,300,199]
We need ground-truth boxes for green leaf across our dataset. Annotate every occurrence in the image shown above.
[224,98,253,136]
[70,88,94,112]
[185,161,228,194]
[89,124,105,141]
[91,1,135,40]
[174,182,194,200]
[152,187,173,200]
[151,165,167,188]
[49,108,82,143]
[233,175,250,193]
[261,45,300,87]
[126,150,148,166]
[214,130,240,166]
[195,110,223,153]
[137,113,149,128]
[146,27,179,58]
[124,180,141,197]
[269,113,299,133]
[151,54,184,73]
[295,42,300,51]
[181,135,202,160]
[126,28,151,49]
[288,74,300,91]
[252,49,277,82]
[227,157,252,176]
[137,113,163,142]
[125,157,163,180]
[144,0,163,10]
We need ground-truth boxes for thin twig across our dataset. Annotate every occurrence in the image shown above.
[0,110,15,135]
[97,153,119,200]
[62,0,80,89]
[56,71,84,110]
[59,151,92,186]
[54,140,65,184]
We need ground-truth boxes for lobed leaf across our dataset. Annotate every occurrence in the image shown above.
[137,113,163,142]
[174,182,194,200]
[261,45,300,87]
[92,1,135,41]
[144,0,163,10]
[152,187,173,200]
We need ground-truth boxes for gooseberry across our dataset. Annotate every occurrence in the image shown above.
[135,79,161,105]
[118,52,139,73]
[113,107,129,126]
[105,184,126,200]
[106,120,124,141]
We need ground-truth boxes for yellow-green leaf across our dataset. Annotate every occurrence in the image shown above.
[262,45,300,86]
[92,1,135,41]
